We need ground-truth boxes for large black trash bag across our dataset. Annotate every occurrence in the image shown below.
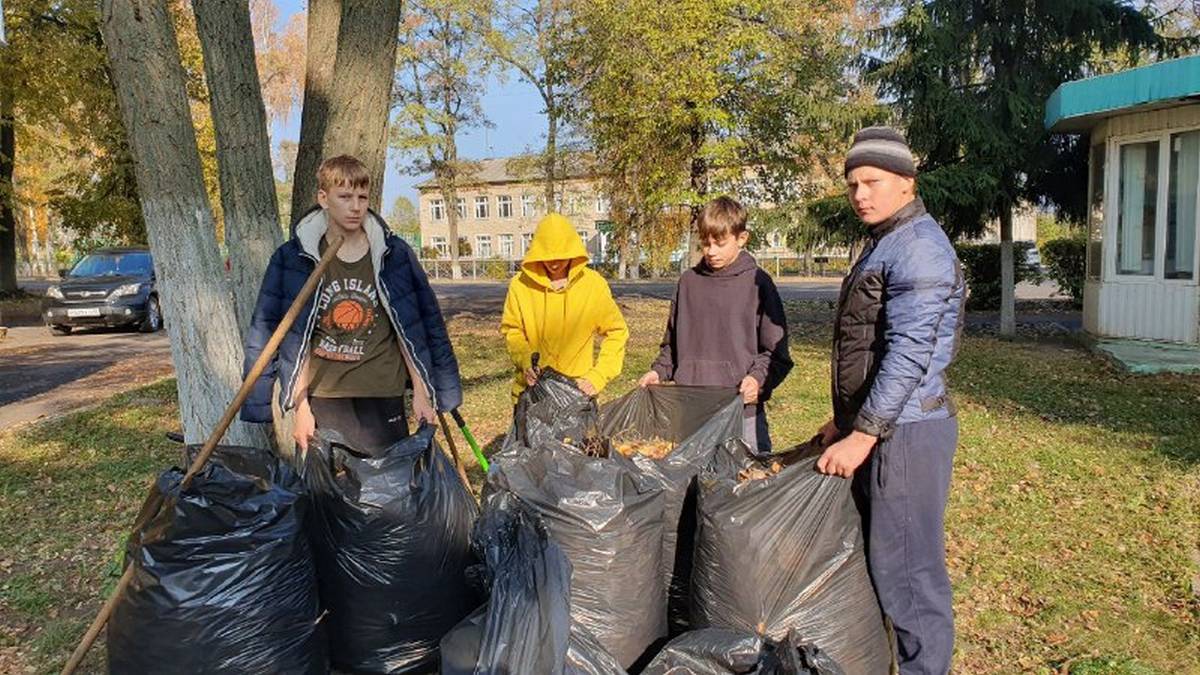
[485,441,666,669]
[107,445,326,675]
[502,367,601,454]
[304,424,479,674]
[439,491,626,675]
[599,385,743,634]
[691,445,891,675]
[642,628,844,675]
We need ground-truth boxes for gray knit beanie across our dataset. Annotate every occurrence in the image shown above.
[844,126,916,177]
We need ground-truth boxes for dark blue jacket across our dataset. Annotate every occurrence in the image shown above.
[239,207,462,423]
[832,199,965,438]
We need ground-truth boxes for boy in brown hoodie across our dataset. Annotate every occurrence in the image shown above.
[638,196,793,452]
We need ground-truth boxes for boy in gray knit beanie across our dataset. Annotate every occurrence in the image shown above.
[843,126,917,178]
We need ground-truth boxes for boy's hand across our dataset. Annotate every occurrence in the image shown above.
[739,375,760,404]
[412,386,437,425]
[638,371,660,387]
[293,399,316,452]
[525,368,539,386]
[576,378,597,397]
[816,431,876,478]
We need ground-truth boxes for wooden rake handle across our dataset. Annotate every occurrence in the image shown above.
[60,236,345,675]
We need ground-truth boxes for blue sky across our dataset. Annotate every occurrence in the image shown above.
[272,1,546,212]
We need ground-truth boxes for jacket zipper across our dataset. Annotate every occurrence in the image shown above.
[284,250,323,411]
[376,244,440,410]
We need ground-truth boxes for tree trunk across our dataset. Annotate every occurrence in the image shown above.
[442,181,463,280]
[620,233,639,280]
[320,0,403,213]
[999,204,1016,336]
[685,120,707,271]
[101,0,266,447]
[0,81,17,295]
[193,0,284,339]
[291,0,341,223]
[544,103,557,209]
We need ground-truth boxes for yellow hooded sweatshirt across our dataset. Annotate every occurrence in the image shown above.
[500,213,629,401]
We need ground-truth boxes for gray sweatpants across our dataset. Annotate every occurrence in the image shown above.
[852,416,957,675]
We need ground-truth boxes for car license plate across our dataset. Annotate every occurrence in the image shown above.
[67,307,102,318]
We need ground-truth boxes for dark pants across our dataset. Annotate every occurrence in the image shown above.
[309,396,409,457]
[852,416,957,675]
[743,403,771,454]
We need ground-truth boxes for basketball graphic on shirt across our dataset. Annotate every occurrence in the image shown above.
[331,299,370,331]
[314,275,381,362]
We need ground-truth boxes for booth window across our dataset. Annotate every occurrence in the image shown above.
[1116,141,1159,276]
[1166,130,1199,280]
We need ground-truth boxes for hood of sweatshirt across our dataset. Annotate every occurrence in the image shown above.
[695,249,758,279]
[520,212,590,290]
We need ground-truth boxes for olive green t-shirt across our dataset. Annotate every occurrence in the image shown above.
[307,242,408,398]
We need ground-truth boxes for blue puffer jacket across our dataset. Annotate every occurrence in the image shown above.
[832,198,965,438]
[239,207,462,423]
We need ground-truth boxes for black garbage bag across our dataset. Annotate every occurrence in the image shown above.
[502,367,601,454]
[599,385,743,634]
[485,441,665,669]
[439,491,626,675]
[691,445,891,675]
[304,424,479,674]
[642,628,844,675]
[107,445,326,675]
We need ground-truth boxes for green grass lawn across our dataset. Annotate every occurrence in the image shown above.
[0,298,1197,674]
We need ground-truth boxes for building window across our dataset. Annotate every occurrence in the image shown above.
[499,234,514,259]
[498,195,513,218]
[595,195,609,214]
[455,197,466,219]
[431,199,445,221]
[554,194,564,213]
[431,236,448,258]
[768,231,784,248]
[1166,130,1198,280]
[576,229,589,246]
[475,196,490,219]
[522,194,536,218]
[1116,140,1159,276]
[476,234,493,258]
[1087,143,1105,280]
[522,232,533,253]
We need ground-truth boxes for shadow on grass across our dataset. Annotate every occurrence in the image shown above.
[781,300,1200,467]
[950,337,1200,466]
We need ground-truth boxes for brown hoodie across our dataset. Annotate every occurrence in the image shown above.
[651,251,792,398]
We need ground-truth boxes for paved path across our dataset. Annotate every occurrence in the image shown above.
[0,278,1075,432]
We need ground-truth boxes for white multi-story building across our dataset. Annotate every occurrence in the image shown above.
[417,158,612,261]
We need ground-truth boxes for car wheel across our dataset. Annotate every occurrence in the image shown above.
[50,325,73,336]
[140,296,162,333]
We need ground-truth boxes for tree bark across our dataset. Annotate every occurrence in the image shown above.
[442,177,463,280]
[0,81,17,295]
[999,204,1016,336]
[320,0,403,213]
[100,0,266,447]
[291,0,341,222]
[192,0,284,339]
[544,98,557,209]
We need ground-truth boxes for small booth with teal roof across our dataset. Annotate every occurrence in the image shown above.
[1046,55,1200,349]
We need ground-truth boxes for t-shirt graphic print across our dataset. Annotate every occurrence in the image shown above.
[314,276,380,361]
[307,244,407,398]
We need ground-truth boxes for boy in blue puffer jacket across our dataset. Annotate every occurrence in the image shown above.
[239,155,461,455]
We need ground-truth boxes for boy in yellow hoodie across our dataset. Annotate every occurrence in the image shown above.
[501,213,628,401]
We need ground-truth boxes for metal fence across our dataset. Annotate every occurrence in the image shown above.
[417,256,851,281]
